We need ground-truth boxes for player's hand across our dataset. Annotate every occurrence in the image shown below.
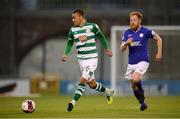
[126,38,134,46]
[105,49,113,57]
[156,53,162,62]
[79,35,87,42]
[61,55,68,62]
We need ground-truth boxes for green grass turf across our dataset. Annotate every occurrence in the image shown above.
[0,95,180,118]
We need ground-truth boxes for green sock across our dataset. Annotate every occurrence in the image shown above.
[73,83,85,102]
[95,82,105,92]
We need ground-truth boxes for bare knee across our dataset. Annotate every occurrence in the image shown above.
[132,72,142,81]
[79,77,87,86]
[87,80,96,89]
[131,72,141,89]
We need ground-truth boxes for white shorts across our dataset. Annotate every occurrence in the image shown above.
[125,61,149,80]
[78,58,98,82]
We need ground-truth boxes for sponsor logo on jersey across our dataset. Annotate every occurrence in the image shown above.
[131,41,142,46]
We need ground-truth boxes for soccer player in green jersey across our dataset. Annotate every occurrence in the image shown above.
[61,9,114,112]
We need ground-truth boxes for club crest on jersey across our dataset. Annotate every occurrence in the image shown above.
[139,33,144,38]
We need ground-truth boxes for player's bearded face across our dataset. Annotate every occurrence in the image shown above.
[130,15,141,31]
[72,13,83,26]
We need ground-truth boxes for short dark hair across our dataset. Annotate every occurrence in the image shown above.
[130,11,143,20]
[73,9,85,17]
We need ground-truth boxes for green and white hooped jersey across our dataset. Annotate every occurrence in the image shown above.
[68,22,100,59]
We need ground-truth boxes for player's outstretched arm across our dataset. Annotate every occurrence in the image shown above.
[61,40,74,62]
[97,31,113,57]
[154,33,162,61]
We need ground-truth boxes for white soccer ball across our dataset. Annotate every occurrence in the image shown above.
[21,99,35,113]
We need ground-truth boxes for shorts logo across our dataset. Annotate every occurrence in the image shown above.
[89,71,93,76]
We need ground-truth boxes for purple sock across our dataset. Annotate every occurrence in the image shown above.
[136,81,144,97]
[137,80,143,91]
[133,89,145,104]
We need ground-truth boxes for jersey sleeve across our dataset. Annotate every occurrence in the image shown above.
[96,31,110,49]
[147,29,156,39]
[63,29,74,55]
[68,29,74,40]
[92,23,101,34]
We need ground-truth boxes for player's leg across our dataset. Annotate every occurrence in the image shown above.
[67,77,86,112]
[86,58,114,104]
[67,60,87,112]
[82,58,106,93]
[87,79,114,104]
[87,79,114,95]
[131,73,145,102]
[131,61,149,111]
[131,72,147,111]
[67,58,99,111]
[87,79,105,92]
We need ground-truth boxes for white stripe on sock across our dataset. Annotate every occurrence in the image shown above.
[95,83,99,90]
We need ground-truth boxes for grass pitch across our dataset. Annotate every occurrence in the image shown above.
[0,95,180,118]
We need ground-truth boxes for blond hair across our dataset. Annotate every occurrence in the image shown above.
[130,11,143,20]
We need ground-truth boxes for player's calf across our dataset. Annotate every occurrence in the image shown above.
[67,83,85,112]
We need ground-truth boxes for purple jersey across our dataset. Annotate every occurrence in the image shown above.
[122,26,155,64]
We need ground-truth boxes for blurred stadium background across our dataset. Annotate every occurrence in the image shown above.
[0,0,180,97]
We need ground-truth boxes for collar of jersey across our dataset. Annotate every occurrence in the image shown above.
[79,22,88,27]
[131,26,142,33]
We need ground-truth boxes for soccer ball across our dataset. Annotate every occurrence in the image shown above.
[21,99,35,113]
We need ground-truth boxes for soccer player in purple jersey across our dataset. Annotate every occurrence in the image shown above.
[120,11,162,111]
